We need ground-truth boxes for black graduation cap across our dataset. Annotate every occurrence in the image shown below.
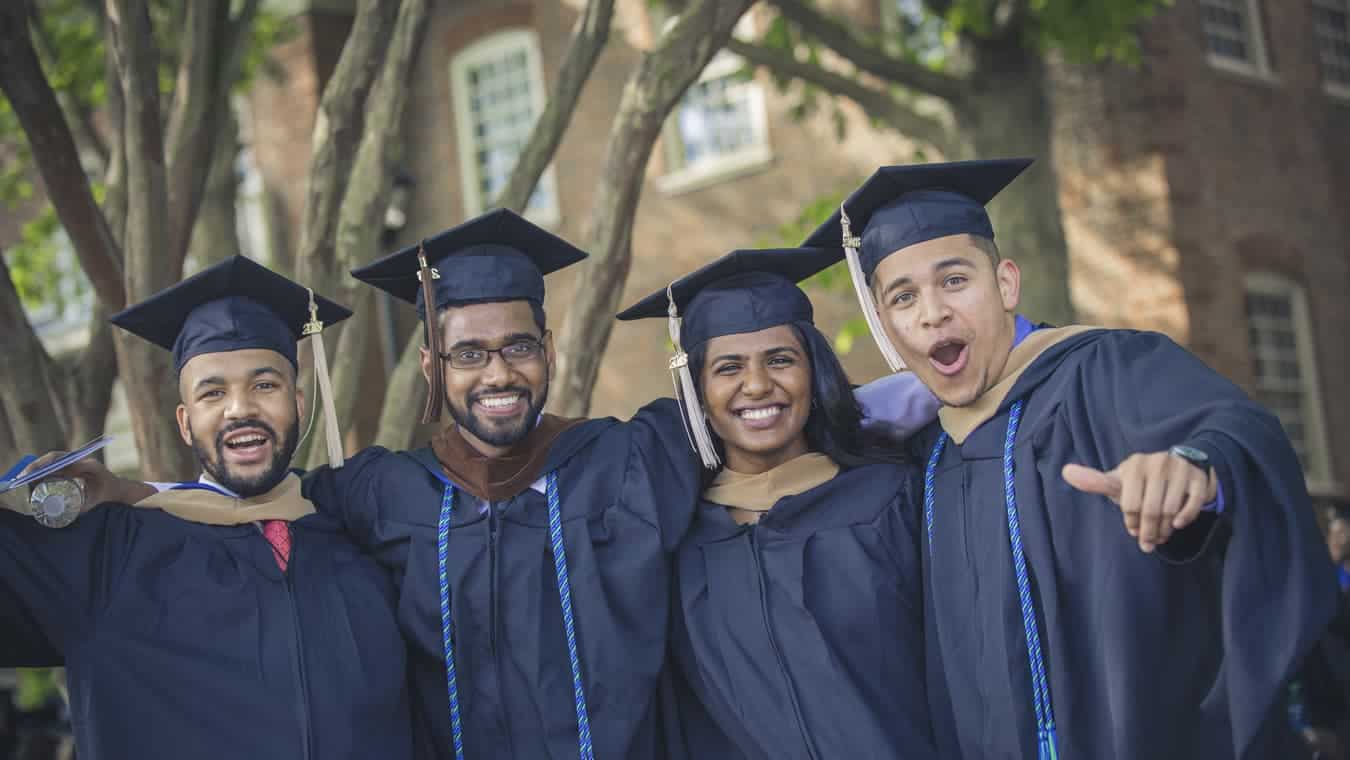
[350,208,588,314]
[618,247,838,349]
[110,255,351,373]
[802,157,1032,277]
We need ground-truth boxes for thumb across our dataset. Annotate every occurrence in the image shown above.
[1062,463,1122,501]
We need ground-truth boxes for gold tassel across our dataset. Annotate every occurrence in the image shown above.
[666,285,721,470]
[840,205,906,372]
[303,289,345,469]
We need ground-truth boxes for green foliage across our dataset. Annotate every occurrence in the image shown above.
[931,0,1172,63]
[15,668,62,711]
[0,0,292,318]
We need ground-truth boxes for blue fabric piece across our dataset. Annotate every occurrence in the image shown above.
[351,208,587,311]
[1338,566,1350,593]
[0,505,415,759]
[302,399,704,759]
[109,255,350,373]
[662,462,941,758]
[916,328,1331,759]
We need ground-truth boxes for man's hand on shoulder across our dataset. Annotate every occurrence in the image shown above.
[19,451,156,509]
[1061,451,1218,553]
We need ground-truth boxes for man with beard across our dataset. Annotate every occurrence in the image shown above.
[0,256,416,760]
[57,210,942,759]
[804,158,1335,759]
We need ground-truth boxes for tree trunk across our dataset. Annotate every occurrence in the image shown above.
[186,108,243,269]
[0,0,124,312]
[0,256,69,455]
[373,0,620,447]
[293,0,399,301]
[956,38,1074,325]
[301,0,429,469]
[106,0,195,480]
[373,327,429,451]
[552,0,755,418]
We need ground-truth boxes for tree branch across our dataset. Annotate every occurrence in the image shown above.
[27,12,110,169]
[494,0,616,212]
[0,253,70,454]
[768,0,969,105]
[0,0,125,312]
[163,0,261,273]
[552,0,755,418]
[304,0,430,469]
[727,38,952,154]
[294,0,400,300]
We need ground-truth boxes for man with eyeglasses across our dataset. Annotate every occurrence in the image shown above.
[54,209,939,759]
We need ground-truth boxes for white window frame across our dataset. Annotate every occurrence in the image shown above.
[1312,0,1350,100]
[1199,0,1275,80]
[656,13,772,195]
[449,28,560,226]
[1245,272,1337,494]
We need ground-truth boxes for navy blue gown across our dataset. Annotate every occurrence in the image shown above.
[0,503,414,760]
[663,462,940,760]
[917,329,1335,759]
[302,398,702,759]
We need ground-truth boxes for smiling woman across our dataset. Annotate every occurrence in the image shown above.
[616,247,941,760]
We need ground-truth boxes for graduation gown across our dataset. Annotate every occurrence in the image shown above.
[917,328,1336,759]
[0,496,414,760]
[302,398,701,760]
[663,458,939,760]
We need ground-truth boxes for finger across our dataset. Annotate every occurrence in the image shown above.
[1062,464,1122,502]
[1136,456,1170,552]
[1118,461,1142,538]
[1154,457,1193,544]
[17,450,70,479]
[1173,467,1210,530]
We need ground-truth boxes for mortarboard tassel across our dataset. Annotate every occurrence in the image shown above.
[666,285,721,470]
[418,242,445,425]
[840,205,906,372]
[303,288,345,469]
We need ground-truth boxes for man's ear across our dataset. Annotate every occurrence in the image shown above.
[419,345,433,387]
[175,404,193,447]
[996,258,1021,312]
[543,331,556,381]
[294,385,306,428]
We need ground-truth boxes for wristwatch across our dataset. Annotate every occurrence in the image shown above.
[1169,444,1211,475]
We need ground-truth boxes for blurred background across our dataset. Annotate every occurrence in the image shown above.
[1,0,1347,756]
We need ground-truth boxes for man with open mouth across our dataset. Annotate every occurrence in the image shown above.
[809,158,1336,759]
[0,256,415,760]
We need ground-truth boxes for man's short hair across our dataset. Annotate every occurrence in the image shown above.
[972,235,1001,264]
[425,299,548,344]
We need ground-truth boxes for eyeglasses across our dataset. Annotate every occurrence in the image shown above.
[438,333,547,370]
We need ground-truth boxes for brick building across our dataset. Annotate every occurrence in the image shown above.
[6,0,1347,501]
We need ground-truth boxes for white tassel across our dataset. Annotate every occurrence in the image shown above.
[840,205,906,372]
[303,288,345,469]
[666,285,721,470]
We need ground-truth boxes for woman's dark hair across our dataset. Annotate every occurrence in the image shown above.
[687,321,908,471]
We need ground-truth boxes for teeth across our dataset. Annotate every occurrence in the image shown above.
[479,395,521,409]
[227,434,267,447]
[739,407,781,421]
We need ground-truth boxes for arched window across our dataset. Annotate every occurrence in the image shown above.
[1244,272,1334,491]
[449,28,559,225]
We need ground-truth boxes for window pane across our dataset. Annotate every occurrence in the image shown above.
[1199,0,1257,63]
[672,73,761,170]
[1313,1,1350,87]
[461,40,554,215]
[1245,283,1323,477]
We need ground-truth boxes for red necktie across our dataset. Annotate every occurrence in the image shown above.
[262,520,291,571]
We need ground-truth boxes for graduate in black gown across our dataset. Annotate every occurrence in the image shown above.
[295,209,707,760]
[617,247,941,760]
[802,158,1338,759]
[0,257,414,760]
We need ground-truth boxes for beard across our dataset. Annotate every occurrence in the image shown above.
[192,416,300,498]
[447,377,550,449]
